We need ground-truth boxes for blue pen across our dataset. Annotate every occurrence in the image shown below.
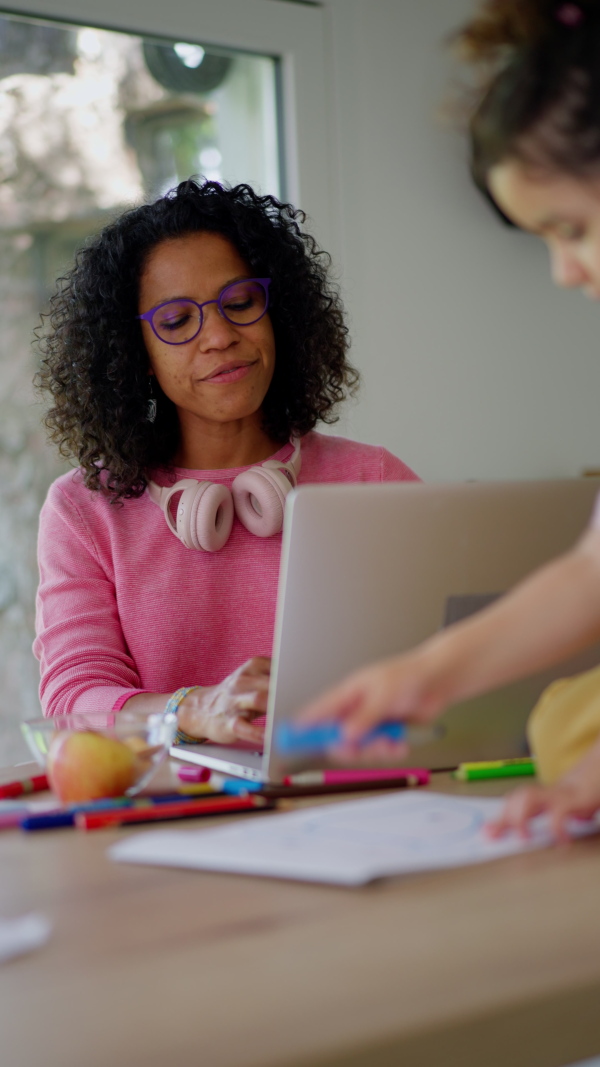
[275,720,406,755]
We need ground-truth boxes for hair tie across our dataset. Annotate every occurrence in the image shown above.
[556,3,585,26]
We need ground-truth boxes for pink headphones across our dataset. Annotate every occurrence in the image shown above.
[148,440,301,551]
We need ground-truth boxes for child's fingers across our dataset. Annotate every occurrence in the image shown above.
[300,676,367,725]
[549,803,574,844]
[299,657,441,745]
[341,687,412,741]
[487,786,548,839]
[546,788,594,842]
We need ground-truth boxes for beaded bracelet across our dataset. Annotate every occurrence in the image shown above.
[164,686,203,745]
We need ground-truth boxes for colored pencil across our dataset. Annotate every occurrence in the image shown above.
[76,794,272,830]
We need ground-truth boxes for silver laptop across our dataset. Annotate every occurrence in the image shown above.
[171,479,600,782]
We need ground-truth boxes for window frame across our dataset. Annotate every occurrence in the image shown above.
[0,0,333,246]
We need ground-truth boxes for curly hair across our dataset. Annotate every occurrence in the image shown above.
[36,179,358,500]
[451,0,600,213]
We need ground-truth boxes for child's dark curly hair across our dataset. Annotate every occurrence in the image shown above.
[36,179,358,500]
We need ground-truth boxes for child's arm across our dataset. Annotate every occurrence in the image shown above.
[300,527,600,743]
[487,735,600,841]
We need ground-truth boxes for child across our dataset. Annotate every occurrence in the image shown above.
[301,0,600,839]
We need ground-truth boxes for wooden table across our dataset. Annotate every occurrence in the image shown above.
[1,761,600,1067]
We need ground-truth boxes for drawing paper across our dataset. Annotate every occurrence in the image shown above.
[108,791,599,887]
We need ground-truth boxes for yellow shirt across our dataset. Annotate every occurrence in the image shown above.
[528,663,600,782]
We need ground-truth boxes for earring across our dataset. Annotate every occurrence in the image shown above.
[147,378,157,423]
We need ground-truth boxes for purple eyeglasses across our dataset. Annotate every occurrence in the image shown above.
[137,277,271,345]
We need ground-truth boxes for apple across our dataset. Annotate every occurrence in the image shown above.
[47,730,138,803]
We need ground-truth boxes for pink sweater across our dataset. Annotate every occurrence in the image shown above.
[34,432,418,716]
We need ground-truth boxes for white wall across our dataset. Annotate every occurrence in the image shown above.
[323,0,600,482]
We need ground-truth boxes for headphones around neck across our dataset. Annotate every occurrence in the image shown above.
[148,440,301,551]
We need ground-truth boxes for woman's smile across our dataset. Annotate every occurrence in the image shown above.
[199,358,259,383]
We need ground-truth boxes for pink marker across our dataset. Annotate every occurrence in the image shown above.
[282,768,430,787]
[0,811,28,830]
[0,800,60,830]
[177,764,211,784]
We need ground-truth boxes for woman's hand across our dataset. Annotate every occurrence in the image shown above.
[299,647,450,748]
[178,657,271,746]
[487,741,600,842]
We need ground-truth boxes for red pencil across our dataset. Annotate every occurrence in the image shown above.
[76,794,271,830]
[0,774,48,800]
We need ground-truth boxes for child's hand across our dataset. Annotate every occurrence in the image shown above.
[487,743,600,843]
[298,648,449,746]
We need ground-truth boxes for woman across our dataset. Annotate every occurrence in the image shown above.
[34,179,417,746]
[300,0,600,837]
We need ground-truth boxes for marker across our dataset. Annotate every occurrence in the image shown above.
[21,812,80,831]
[1,807,58,830]
[283,768,430,787]
[457,757,535,769]
[21,797,143,832]
[276,721,406,754]
[176,783,217,796]
[0,810,41,830]
[454,758,536,782]
[0,774,48,800]
[221,779,263,795]
[275,721,441,755]
[217,771,431,798]
[20,792,216,832]
[0,799,67,830]
[177,765,212,783]
[76,794,272,830]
